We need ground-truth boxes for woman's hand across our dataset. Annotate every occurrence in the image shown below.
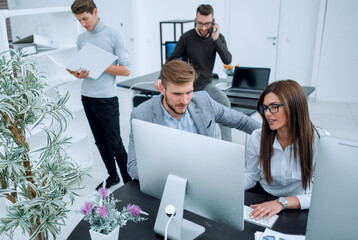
[249,200,284,220]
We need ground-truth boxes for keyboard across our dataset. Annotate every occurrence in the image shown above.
[244,205,278,228]
[225,89,262,99]
[230,88,262,94]
[215,82,231,91]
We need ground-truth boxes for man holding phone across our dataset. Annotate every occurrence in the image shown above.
[163,4,233,141]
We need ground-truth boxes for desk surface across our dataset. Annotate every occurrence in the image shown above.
[118,71,315,110]
[68,181,308,240]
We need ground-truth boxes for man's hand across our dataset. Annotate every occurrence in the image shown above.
[66,68,89,79]
[154,79,162,90]
[211,21,220,41]
[249,200,284,220]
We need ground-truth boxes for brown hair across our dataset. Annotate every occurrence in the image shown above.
[71,0,97,15]
[160,59,197,88]
[257,80,319,190]
[196,4,214,16]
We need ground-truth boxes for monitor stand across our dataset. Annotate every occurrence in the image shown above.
[154,174,205,240]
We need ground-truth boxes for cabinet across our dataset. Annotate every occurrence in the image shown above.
[0,7,94,168]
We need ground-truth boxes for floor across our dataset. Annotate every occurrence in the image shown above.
[1,88,357,239]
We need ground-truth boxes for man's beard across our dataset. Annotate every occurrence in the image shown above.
[197,28,209,37]
[165,97,187,115]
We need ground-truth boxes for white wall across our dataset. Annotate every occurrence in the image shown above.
[8,0,358,102]
[7,0,71,9]
[315,0,358,102]
[128,0,321,87]
[129,0,229,77]
[275,0,320,86]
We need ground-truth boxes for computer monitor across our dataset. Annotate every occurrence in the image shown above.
[231,66,270,90]
[132,119,245,240]
[306,136,358,239]
[165,41,178,59]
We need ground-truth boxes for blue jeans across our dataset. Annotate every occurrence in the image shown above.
[82,96,131,183]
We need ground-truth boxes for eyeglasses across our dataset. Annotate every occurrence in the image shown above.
[259,104,284,114]
[196,21,213,27]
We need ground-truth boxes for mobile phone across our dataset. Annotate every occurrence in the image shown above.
[208,19,215,36]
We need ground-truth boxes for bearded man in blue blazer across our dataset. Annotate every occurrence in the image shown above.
[127,59,260,180]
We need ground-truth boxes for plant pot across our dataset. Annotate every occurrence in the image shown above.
[89,225,120,240]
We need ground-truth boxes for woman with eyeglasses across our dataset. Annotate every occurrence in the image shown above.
[245,80,325,220]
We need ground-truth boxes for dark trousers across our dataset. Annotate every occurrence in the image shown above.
[82,96,131,183]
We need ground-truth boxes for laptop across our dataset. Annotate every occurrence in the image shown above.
[225,66,270,99]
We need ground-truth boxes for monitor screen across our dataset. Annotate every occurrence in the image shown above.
[306,136,358,239]
[232,66,270,90]
[165,41,178,59]
[132,119,245,239]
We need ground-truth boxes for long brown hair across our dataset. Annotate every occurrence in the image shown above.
[257,80,318,190]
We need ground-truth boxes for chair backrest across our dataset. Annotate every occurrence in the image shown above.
[132,94,153,108]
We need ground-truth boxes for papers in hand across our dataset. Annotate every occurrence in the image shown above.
[47,43,118,79]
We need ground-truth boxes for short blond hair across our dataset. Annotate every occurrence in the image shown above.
[160,59,197,88]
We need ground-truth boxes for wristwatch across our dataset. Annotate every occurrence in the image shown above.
[278,197,288,209]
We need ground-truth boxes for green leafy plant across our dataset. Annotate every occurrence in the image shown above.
[0,49,85,240]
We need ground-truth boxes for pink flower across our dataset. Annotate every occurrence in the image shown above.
[127,204,141,216]
[98,205,108,217]
[81,202,93,215]
[99,187,108,200]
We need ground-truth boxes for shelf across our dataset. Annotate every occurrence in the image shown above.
[35,45,77,57]
[0,6,70,18]
[159,19,194,66]
[45,73,77,90]
[1,5,93,172]
[160,19,195,24]
[0,7,77,53]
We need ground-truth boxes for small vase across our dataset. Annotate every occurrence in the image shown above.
[89,225,120,240]
[226,75,233,86]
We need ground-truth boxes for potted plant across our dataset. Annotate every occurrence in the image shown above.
[0,49,85,240]
[81,187,147,240]
[223,64,239,85]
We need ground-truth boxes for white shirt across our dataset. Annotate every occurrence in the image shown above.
[245,128,324,210]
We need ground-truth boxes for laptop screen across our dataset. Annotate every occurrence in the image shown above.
[232,67,271,90]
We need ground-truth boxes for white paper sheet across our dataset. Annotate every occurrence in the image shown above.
[48,43,118,79]
[259,228,305,240]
